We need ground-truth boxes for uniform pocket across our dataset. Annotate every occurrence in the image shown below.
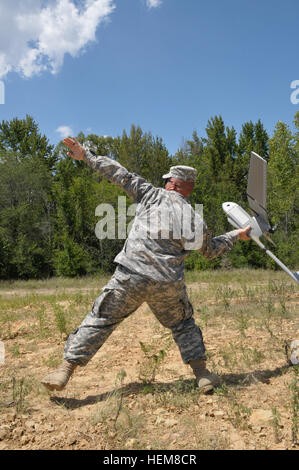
[102,266,131,291]
[180,287,194,322]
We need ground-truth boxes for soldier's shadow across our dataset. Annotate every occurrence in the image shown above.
[50,364,291,410]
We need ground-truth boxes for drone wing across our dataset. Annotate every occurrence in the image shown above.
[247,151,269,225]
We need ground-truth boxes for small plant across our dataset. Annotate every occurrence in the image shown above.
[12,344,20,357]
[36,305,48,338]
[53,305,68,336]
[289,366,299,444]
[154,379,199,410]
[268,280,294,317]
[219,342,238,371]
[12,376,30,414]
[196,305,210,329]
[228,400,252,430]
[235,310,250,338]
[113,369,127,430]
[89,369,142,448]
[90,370,127,427]
[74,292,83,305]
[43,352,61,368]
[214,382,229,397]
[1,314,13,340]
[139,341,166,384]
[240,284,256,302]
[240,345,265,369]
[216,286,236,310]
[271,407,281,443]
[258,292,279,339]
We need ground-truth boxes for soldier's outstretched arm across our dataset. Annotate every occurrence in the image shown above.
[63,137,155,202]
[198,222,250,259]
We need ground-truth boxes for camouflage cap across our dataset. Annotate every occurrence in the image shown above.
[162,165,197,183]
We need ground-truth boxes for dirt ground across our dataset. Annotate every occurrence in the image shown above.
[0,272,298,451]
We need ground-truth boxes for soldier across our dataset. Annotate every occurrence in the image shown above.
[41,137,250,394]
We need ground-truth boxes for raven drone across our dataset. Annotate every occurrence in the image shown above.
[222,151,299,284]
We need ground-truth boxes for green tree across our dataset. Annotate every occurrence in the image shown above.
[265,117,298,268]
[0,151,54,278]
[0,115,57,172]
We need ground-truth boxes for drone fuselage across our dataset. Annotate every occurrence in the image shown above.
[222,202,262,240]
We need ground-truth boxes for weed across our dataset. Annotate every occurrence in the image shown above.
[240,284,257,302]
[189,419,230,450]
[12,376,30,414]
[289,366,299,444]
[268,281,294,317]
[214,382,229,397]
[258,292,279,339]
[271,407,281,443]
[53,305,68,336]
[154,379,198,410]
[196,305,210,329]
[219,342,238,371]
[90,370,127,427]
[12,344,20,357]
[89,370,143,448]
[240,345,265,369]
[141,384,155,395]
[74,292,84,305]
[235,310,250,338]
[43,352,62,368]
[139,341,167,384]
[36,305,48,338]
[216,286,236,310]
[228,400,252,430]
[1,314,13,340]
[113,369,127,430]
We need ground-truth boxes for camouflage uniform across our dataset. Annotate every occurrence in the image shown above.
[64,143,239,366]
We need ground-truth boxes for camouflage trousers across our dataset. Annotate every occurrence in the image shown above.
[64,265,206,366]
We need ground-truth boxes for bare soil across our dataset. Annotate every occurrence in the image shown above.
[0,275,298,451]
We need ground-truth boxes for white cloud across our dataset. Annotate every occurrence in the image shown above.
[56,125,74,138]
[0,0,115,79]
[146,0,162,8]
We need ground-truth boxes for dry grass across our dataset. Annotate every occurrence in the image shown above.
[0,268,298,450]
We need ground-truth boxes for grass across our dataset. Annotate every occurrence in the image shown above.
[0,268,298,450]
[289,366,299,444]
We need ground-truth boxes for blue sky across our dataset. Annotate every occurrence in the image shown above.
[0,0,299,155]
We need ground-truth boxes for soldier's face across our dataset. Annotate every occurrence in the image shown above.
[165,178,194,197]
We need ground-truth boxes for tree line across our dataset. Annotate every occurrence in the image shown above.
[0,113,298,279]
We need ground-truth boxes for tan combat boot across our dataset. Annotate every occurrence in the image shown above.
[41,360,77,391]
[189,358,220,394]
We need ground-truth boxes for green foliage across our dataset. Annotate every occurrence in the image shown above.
[53,236,93,277]
[0,115,58,172]
[0,114,298,279]
[139,341,167,384]
[0,150,54,278]
[184,250,221,271]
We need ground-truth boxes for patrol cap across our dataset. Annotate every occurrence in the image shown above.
[162,165,197,183]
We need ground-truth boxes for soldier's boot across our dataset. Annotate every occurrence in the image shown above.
[189,358,220,394]
[41,360,77,391]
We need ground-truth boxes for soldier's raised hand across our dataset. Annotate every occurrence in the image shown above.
[63,137,85,160]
